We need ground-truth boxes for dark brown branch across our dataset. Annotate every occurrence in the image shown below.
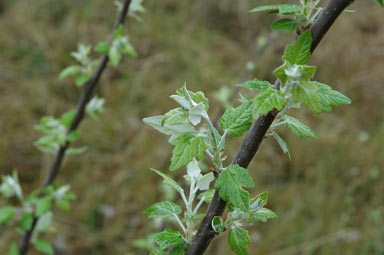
[18,1,132,254]
[187,0,355,254]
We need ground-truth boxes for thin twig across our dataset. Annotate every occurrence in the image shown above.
[18,1,133,254]
[187,0,356,254]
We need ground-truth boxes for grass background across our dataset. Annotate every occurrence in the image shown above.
[0,0,383,254]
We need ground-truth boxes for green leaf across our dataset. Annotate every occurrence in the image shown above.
[228,227,251,255]
[20,213,34,230]
[283,30,312,65]
[250,191,268,208]
[220,102,252,137]
[273,64,288,85]
[282,115,317,139]
[60,109,76,128]
[250,4,300,14]
[176,86,209,111]
[35,197,52,217]
[182,214,205,222]
[66,147,87,155]
[151,169,183,194]
[170,242,185,255]
[170,133,206,171]
[197,189,215,203]
[315,82,351,112]
[151,229,183,250]
[121,39,137,57]
[292,81,321,113]
[59,65,81,80]
[237,79,273,92]
[272,131,290,158]
[114,24,125,38]
[301,65,317,80]
[33,239,54,255]
[143,116,195,141]
[0,206,15,225]
[212,216,225,232]
[215,165,254,212]
[67,130,80,142]
[8,242,19,255]
[109,45,122,67]
[74,73,90,86]
[249,208,277,223]
[253,89,285,117]
[271,18,298,33]
[94,42,110,54]
[144,201,182,218]
[162,108,189,125]
[377,0,384,7]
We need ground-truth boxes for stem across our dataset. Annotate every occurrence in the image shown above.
[180,191,189,208]
[193,197,206,215]
[205,150,214,161]
[17,1,133,254]
[271,121,286,129]
[173,213,187,235]
[217,130,228,152]
[187,1,356,254]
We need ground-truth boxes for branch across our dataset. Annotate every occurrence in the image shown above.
[18,1,133,254]
[187,0,356,254]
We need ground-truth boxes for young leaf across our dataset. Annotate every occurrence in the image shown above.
[58,65,81,80]
[170,133,206,171]
[33,239,54,255]
[188,103,205,126]
[220,102,252,137]
[282,115,317,139]
[249,4,300,14]
[215,165,254,212]
[253,90,285,117]
[187,158,201,178]
[151,229,183,250]
[196,173,214,191]
[283,30,312,65]
[272,131,290,158]
[271,18,298,33]
[228,227,251,255]
[291,81,321,113]
[144,201,182,218]
[0,206,15,225]
[151,169,183,194]
[377,0,384,7]
[237,79,273,92]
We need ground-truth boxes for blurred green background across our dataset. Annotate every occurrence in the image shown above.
[0,0,383,254]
